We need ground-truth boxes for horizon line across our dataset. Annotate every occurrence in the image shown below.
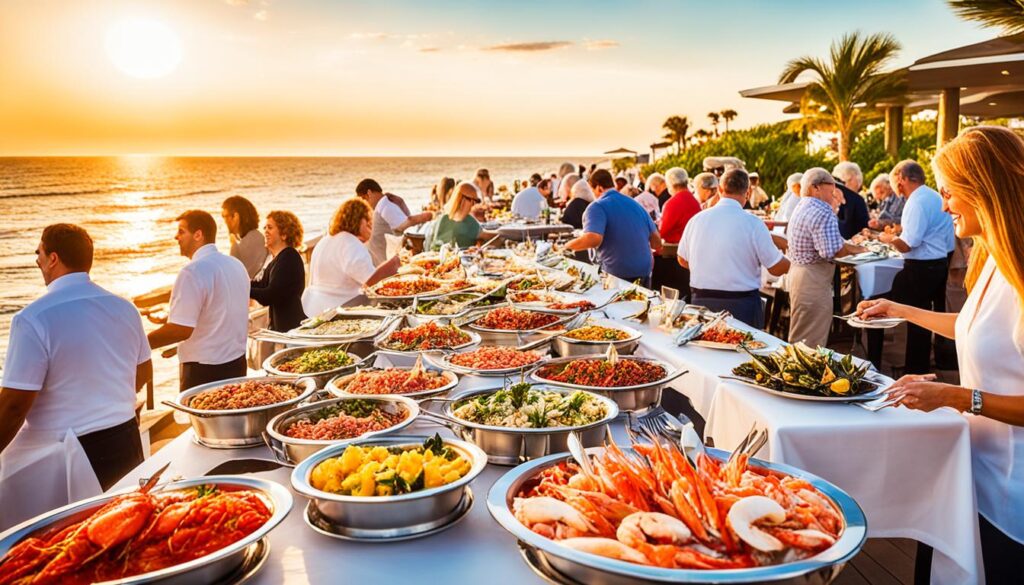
[0,153,611,159]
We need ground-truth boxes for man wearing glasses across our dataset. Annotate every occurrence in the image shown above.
[787,168,866,347]
[867,160,955,373]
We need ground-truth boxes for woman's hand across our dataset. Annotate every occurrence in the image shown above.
[856,298,905,320]
[885,374,971,412]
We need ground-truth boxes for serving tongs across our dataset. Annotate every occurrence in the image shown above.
[515,311,590,351]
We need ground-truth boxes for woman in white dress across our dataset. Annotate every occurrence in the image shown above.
[857,126,1024,583]
[301,198,400,317]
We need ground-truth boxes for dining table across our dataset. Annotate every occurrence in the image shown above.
[109,260,980,584]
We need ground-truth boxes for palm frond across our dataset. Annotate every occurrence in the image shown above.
[947,0,1024,33]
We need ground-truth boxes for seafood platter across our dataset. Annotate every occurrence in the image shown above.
[488,435,866,584]
[0,473,293,585]
[727,343,884,402]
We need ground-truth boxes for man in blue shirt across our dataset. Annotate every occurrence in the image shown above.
[833,162,870,239]
[565,169,662,286]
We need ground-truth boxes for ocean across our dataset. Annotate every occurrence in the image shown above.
[0,156,597,397]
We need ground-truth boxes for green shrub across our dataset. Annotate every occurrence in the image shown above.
[643,122,830,197]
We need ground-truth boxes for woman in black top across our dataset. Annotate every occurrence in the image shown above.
[251,210,306,331]
[561,179,594,229]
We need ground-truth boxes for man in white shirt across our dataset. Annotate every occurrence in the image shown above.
[774,173,803,221]
[148,210,251,391]
[356,178,432,265]
[635,173,664,220]
[678,169,790,328]
[511,177,551,220]
[0,224,150,526]
[868,160,955,373]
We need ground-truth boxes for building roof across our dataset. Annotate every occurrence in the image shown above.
[739,35,1024,120]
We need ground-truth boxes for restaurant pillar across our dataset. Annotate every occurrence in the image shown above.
[937,87,960,147]
[884,106,903,158]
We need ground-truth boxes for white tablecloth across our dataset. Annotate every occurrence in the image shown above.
[852,258,904,299]
[618,303,980,585]
[109,271,981,585]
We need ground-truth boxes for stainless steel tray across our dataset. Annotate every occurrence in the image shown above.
[487,448,867,584]
[0,476,292,585]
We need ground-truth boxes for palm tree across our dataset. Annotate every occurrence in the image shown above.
[720,109,738,133]
[707,112,721,137]
[947,0,1024,33]
[779,31,905,161]
[662,115,690,152]
[693,129,712,144]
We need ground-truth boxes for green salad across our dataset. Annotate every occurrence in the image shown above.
[276,347,353,374]
[451,383,608,428]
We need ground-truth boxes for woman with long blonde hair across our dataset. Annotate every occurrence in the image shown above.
[857,126,1024,582]
[431,181,482,249]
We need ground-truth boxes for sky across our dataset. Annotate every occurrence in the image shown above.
[0,0,996,157]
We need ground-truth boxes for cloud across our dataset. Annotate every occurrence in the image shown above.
[419,47,440,53]
[224,0,248,5]
[482,41,573,52]
[349,32,396,40]
[583,39,620,51]
[254,9,268,20]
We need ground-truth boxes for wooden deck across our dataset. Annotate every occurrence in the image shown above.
[836,538,919,585]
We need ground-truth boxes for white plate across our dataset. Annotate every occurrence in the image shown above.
[719,375,885,402]
[846,316,905,329]
[688,339,774,354]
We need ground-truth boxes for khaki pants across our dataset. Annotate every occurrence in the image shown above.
[788,262,835,347]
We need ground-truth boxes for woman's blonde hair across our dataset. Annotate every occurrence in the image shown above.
[267,210,304,248]
[329,198,371,236]
[446,181,480,217]
[932,126,1024,341]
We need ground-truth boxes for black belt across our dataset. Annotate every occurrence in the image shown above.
[690,287,759,299]
[904,258,948,266]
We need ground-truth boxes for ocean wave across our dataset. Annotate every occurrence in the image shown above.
[0,188,110,199]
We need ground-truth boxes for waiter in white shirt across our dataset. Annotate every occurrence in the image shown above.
[148,210,250,391]
[0,224,150,529]
[678,169,790,328]
[866,160,955,374]
[357,178,432,265]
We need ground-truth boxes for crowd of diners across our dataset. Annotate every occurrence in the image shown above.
[0,126,1023,581]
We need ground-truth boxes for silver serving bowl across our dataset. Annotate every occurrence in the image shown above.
[326,367,458,399]
[262,344,365,388]
[286,311,392,342]
[166,376,317,448]
[551,318,642,357]
[529,354,687,412]
[488,448,867,585]
[373,318,482,354]
[264,395,420,465]
[421,347,548,377]
[419,387,619,465]
[291,435,487,538]
[466,308,570,347]
[0,476,292,585]
[363,274,468,301]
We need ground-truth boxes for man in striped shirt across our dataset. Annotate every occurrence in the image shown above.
[787,168,866,346]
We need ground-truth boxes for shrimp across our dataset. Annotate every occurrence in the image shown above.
[513,497,595,539]
[558,537,650,565]
[726,496,786,552]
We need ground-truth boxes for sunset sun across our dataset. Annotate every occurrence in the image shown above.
[105,18,182,79]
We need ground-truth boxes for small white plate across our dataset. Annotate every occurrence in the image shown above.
[845,316,905,329]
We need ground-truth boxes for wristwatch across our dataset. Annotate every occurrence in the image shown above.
[970,388,983,415]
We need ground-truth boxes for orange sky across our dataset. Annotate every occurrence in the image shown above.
[0,0,992,156]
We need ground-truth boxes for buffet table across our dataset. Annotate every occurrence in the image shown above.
[836,256,904,299]
[111,268,980,585]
